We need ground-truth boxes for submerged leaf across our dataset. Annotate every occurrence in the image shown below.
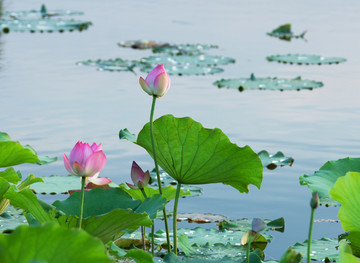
[267,54,346,65]
[121,115,263,193]
[214,75,323,92]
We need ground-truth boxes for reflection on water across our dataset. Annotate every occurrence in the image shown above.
[1,0,360,260]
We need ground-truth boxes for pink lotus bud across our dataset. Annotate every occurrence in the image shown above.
[126,161,150,189]
[139,64,170,98]
[63,141,107,178]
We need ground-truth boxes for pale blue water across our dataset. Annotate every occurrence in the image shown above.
[1,0,360,260]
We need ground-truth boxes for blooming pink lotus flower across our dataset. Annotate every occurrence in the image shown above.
[126,161,150,189]
[63,141,111,185]
[139,64,170,98]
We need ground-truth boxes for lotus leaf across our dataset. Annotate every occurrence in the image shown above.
[278,247,302,263]
[141,55,235,66]
[121,115,263,193]
[30,175,81,194]
[292,237,339,262]
[219,217,285,232]
[300,157,360,206]
[0,19,92,34]
[0,223,113,263]
[267,24,306,41]
[0,206,26,233]
[3,5,83,18]
[258,151,294,169]
[267,54,346,65]
[76,58,138,72]
[125,249,154,263]
[152,43,218,55]
[214,74,323,92]
[140,64,224,76]
[176,212,227,223]
[338,240,360,263]
[0,132,56,167]
[118,40,168,49]
[149,170,203,197]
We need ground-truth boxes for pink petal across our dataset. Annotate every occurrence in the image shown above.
[131,161,144,184]
[145,64,166,85]
[143,171,150,185]
[72,161,85,176]
[69,141,84,166]
[139,77,152,95]
[90,143,102,152]
[126,182,137,190]
[63,154,75,175]
[88,175,111,185]
[84,151,107,177]
[153,72,170,97]
[82,143,94,163]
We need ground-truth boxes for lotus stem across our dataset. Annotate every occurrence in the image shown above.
[140,188,150,253]
[173,183,182,254]
[246,233,253,263]
[307,208,315,263]
[149,95,171,253]
[78,176,86,229]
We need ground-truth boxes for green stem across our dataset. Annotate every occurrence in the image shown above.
[149,95,171,252]
[151,223,155,257]
[140,188,148,251]
[78,176,86,229]
[307,208,315,263]
[173,183,182,254]
[246,234,253,263]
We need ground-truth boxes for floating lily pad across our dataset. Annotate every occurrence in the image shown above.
[149,170,203,198]
[292,238,339,262]
[258,151,294,169]
[176,213,227,224]
[214,74,323,92]
[267,24,307,41]
[3,5,84,19]
[0,206,26,232]
[141,55,235,67]
[0,18,92,34]
[267,54,346,65]
[153,227,272,247]
[152,43,218,55]
[118,40,168,49]
[218,217,285,232]
[300,157,360,206]
[30,175,80,194]
[140,64,224,76]
[76,58,138,72]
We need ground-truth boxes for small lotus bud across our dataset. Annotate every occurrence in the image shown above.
[310,192,319,209]
[252,218,266,233]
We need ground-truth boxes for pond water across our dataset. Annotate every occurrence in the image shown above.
[1,0,360,260]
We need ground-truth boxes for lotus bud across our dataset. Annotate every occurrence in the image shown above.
[63,142,110,185]
[139,64,170,98]
[310,192,319,209]
[126,161,150,189]
[252,218,266,233]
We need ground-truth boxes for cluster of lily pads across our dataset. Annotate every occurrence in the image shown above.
[0,5,92,33]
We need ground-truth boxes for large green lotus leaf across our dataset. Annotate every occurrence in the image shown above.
[292,238,339,262]
[258,151,294,170]
[0,132,56,167]
[266,24,306,41]
[141,55,235,66]
[120,184,190,202]
[149,170,202,197]
[57,208,152,243]
[300,157,360,206]
[0,167,21,184]
[152,43,218,55]
[0,18,92,34]
[30,175,81,194]
[218,217,285,232]
[140,64,224,76]
[123,115,263,193]
[0,223,113,263]
[330,172,360,232]
[338,240,360,263]
[53,188,166,220]
[0,206,26,232]
[125,249,154,263]
[154,227,272,247]
[214,74,323,92]
[267,54,346,65]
